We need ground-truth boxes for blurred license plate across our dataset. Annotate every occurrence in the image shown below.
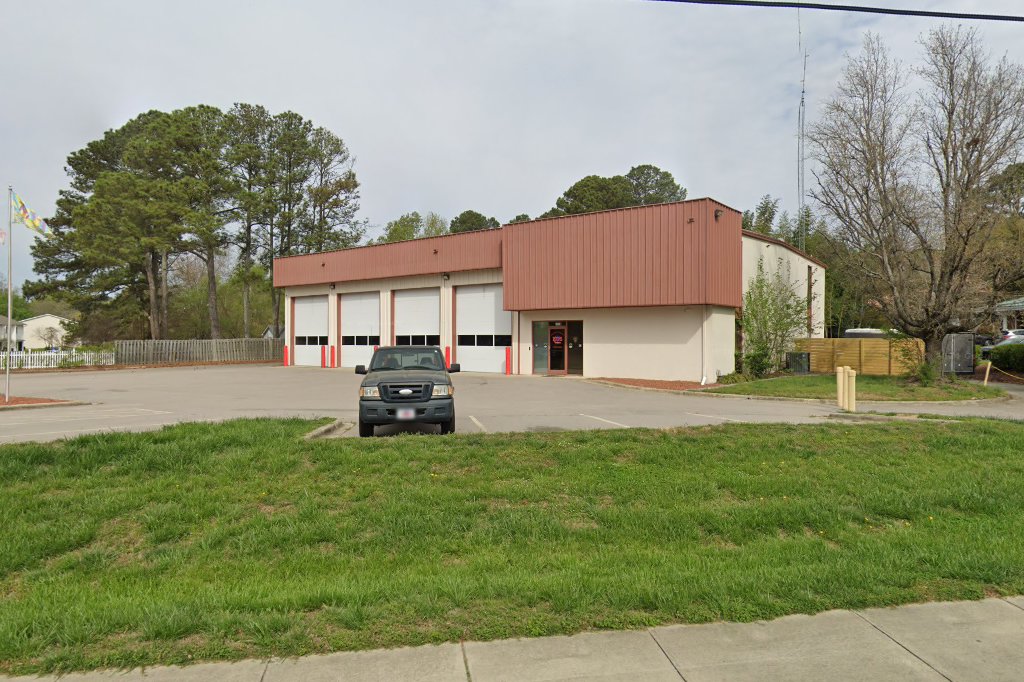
[397,408,416,420]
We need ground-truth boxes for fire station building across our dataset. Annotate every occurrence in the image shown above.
[272,199,825,381]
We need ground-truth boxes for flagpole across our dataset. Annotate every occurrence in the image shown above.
[5,185,12,404]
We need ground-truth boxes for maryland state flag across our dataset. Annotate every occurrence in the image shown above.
[10,190,52,238]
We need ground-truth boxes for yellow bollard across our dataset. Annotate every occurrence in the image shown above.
[847,368,857,413]
[984,361,992,386]
[837,366,846,409]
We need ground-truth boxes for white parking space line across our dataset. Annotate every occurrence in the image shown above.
[469,415,488,433]
[0,421,186,442]
[685,412,742,423]
[0,410,172,426]
[579,413,629,428]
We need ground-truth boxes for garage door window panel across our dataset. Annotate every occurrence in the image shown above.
[292,296,329,366]
[394,288,441,348]
[456,284,511,373]
[340,292,381,367]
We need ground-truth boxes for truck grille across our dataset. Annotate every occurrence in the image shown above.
[381,383,430,401]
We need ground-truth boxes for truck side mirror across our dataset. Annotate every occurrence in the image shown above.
[448,363,460,373]
[355,365,367,375]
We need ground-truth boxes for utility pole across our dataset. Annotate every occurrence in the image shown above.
[4,185,13,403]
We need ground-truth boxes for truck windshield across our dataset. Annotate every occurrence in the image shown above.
[369,348,445,371]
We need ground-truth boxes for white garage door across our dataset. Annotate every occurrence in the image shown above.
[456,284,512,373]
[292,295,328,366]
[340,291,380,367]
[394,288,440,347]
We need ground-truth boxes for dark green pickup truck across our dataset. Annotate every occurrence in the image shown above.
[355,346,459,437]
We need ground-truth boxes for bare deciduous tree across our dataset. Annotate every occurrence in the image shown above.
[811,27,1024,360]
[36,326,64,349]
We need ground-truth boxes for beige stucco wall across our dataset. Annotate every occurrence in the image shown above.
[741,236,825,338]
[516,306,735,382]
[22,314,69,350]
[285,276,737,380]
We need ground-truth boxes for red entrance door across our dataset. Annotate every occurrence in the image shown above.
[548,326,567,375]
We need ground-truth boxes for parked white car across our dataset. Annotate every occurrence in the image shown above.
[981,335,1024,359]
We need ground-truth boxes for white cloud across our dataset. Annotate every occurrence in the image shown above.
[2,0,1021,287]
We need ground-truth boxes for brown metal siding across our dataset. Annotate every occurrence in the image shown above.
[502,199,742,311]
[273,229,503,287]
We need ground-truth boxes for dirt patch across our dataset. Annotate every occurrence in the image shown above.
[710,536,740,549]
[595,378,719,391]
[614,450,638,464]
[0,396,69,407]
[258,501,296,516]
[563,518,599,531]
[974,365,1024,385]
[804,526,841,549]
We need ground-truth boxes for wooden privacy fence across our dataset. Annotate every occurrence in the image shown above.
[0,349,116,370]
[794,338,925,376]
[114,338,284,366]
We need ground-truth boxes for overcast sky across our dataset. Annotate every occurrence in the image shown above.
[3,0,1023,288]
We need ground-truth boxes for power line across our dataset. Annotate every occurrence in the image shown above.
[648,0,1024,23]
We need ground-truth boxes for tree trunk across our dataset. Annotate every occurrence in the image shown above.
[143,251,160,340]
[272,287,281,339]
[160,250,169,338]
[242,219,252,338]
[206,246,222,339]
[924,334,944,368]
[242,280,251,338]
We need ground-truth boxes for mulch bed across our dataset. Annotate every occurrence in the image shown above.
[0,396,68,407]
[974,365,1024,385]
[595,377,719,391]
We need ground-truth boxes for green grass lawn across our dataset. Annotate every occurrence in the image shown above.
[708,374,1006,401]
[3,418,1024,674]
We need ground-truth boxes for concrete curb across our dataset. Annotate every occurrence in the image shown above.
[591,379,1014,406]
[689,391,1012,406]
[304,419,354,440]
[589,380,833,403]
[826,413,957,424]
[0,400,89,411]
[6,596,1023,681]
[586,379,717,397]
[682,390,833,404]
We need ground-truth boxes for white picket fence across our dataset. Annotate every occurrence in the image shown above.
[0,349,116,370]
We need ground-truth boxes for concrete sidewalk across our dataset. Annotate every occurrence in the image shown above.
[8,597,1024,681]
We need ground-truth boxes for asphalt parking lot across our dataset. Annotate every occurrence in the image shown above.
[0,364,833,443]
[1,364,1019,444]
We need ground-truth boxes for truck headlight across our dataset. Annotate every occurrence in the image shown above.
[359,386,380,399]
[431,384,452,397]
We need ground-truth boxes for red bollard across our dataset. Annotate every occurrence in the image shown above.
[445,346,451,369]
[283,346,289,366]
[330,346,336,368]
[505,346,512,375]
[321,346,326,368]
